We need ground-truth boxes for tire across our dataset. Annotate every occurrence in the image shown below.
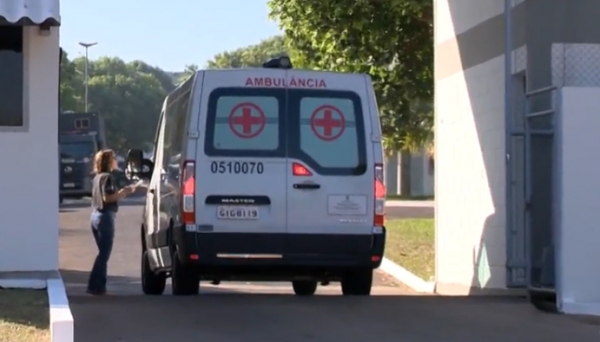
[171,250,199,296]
[141,251,166,295]
[341,268,373,296]
[292,280,318,296]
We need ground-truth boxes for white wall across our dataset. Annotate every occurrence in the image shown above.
[557,87,600,315]
[434,0,524,294]
[436,54,507,293]
[0,26,59,272]
[435,0,529,294]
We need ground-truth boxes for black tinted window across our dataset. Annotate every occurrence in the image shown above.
[0,26,24,127]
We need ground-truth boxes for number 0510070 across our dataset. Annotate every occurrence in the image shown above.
[210,161,264,174]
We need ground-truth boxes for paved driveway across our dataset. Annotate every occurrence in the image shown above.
[60,199,598,342]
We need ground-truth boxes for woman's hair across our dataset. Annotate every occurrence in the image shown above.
[93,149,115,174]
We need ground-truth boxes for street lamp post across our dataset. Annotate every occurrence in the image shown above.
[79,42,98,112]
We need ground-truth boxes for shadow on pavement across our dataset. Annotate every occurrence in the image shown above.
[62,271,598,342]
[65,292,599,342]
[61,269,126,285]
[60,268,245,296]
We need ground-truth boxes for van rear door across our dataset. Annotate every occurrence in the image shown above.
[195,70,288,256]
[285,73,375,256]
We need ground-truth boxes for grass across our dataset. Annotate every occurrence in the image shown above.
[386,195,434,201]
[385,219,435,281]
[0,289,49,342]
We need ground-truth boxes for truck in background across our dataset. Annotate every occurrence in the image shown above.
[59,111,107,202]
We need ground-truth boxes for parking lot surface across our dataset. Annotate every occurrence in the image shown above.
[60,199,598,342]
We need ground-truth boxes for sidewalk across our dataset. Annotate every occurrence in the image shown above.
[386,200,434,208]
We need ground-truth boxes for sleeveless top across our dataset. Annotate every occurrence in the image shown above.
[91,173,119,213]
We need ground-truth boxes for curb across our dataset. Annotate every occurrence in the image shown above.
[380,257,436,293]
[47,277,74,342]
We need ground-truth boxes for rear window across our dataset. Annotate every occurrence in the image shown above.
[213,96,279,151]
[299,97,359,168]
[204,88,366,175]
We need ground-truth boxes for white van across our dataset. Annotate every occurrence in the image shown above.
[126,57,387,297]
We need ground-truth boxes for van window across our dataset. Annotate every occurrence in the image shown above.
[205,88,286,157]
[151,111,167,171]
[213,96,279,150]
[163,88,191,181]
[204,88,366,175]
[299,97,358,168]
[288,90,367,176]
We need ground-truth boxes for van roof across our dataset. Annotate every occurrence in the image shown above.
[202,68,370,78]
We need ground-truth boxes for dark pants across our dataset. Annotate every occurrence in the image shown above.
[87,210,115,293]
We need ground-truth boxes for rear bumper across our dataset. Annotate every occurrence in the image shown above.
[172,227,386,280]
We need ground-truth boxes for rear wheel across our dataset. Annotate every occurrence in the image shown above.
[292,280,318,296]
[341,268,373,296]
[171,250,199,296]
[141,251,166,295]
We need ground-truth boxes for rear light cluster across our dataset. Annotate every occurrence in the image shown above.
[292,162,312,176]
[181,160,196,224]
[374,163,386,226]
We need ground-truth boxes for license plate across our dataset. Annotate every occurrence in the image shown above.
[217,206,259,220]
[63,183,75,188]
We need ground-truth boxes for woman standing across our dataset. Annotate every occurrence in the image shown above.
[87,149,136,295]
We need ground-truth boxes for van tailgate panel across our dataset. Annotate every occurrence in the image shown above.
[285,72,375,256]
[194,69,287,255]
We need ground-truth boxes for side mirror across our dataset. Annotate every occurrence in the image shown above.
[126,148,153,180]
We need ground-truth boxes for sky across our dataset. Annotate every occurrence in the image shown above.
[60,0,282,72]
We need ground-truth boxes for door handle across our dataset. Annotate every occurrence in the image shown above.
[293,183,320,190]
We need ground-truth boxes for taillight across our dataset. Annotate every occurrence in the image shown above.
[292,162,312,176]
[374,163,386,226]
[181,160,195,224]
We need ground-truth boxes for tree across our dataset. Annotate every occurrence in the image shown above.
[131,60,177,93]
[206,36,288,69]
[60,54,173,151]
[268,0,433,152]
[59,51,82,112]
[177,64,199,84]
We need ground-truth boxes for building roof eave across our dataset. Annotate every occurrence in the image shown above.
[0,0,60,26]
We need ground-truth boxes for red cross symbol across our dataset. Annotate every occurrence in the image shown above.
[310,105,346,141]
[228,103,266,139]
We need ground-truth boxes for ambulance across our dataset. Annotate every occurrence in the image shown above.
[126,57,387,296]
